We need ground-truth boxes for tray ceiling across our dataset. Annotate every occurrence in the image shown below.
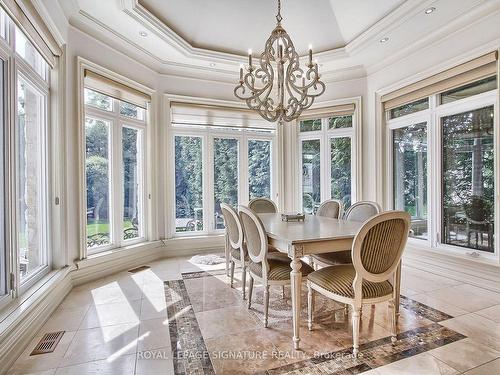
[139,0,406,55]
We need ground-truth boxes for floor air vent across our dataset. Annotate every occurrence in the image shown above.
[30,331,65,355]
[128,265,151,273]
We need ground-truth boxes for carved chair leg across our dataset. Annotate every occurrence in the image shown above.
[307,283,314,331]
[247,276,254,309]
[242,265,247,300]
[352,307,361,358]
[390,299,397,344]
[230,260,235,288]
[264,284,270,328]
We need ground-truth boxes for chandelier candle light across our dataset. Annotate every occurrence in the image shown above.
[234,0,326,123]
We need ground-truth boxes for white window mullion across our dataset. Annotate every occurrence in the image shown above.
[240,135,249,205]
[206,135,215,232]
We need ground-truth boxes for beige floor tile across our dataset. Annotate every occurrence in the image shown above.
[424,284,500,312]
[441,313,500,351]
[137,318,171,351]
[429,338,500,372]
[140,296,167,321]
[463,358,500,374]
[375,352,459,375]
[205,328,286,374]
[410,293,469,317]
[135,347,175,375]
[79,300,142,329]
[195,305,261,340]
[55,354,136,375]
[8,331,76,374]
[38,306,90,335]
[475,304,500,323]
[60,323,139,367]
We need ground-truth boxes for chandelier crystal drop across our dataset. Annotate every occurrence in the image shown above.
[234,0,326,123]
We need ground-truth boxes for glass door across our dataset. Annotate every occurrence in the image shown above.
[441,106,495,253]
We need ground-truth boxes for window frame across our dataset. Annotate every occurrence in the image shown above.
[169,126,277,238]
[385,83,499,260]
[297,110,360,213]
[84,92,148,255]
[0,9,55,308]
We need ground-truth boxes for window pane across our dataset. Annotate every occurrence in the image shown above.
[120,101,145,121]
[300,119,322,132]
[393,123,428,240]
[15,27,47,80]
[442,106,494,252]
[440,76,497,105]
[123,127,143,240]
[390,98,429,119]
[331,137,351,208]
[214,138,238,229]
[329,115,352,129]
[248,140,271,200]
[85,117,111,249]
[302,139,321,214]
[84,88,112,112]
[17,78,46,279]
[175,136,203,233]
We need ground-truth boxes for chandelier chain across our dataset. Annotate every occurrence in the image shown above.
[276,0,282,23]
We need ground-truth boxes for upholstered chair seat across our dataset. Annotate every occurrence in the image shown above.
[249,253,313,281]
[307,265,393,299]
[312,250,352,266]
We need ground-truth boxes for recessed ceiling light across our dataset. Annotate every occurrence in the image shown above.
[210,63,216,67]
[379,37,389,43]
[139,31,148,37]
[425,7,436,14]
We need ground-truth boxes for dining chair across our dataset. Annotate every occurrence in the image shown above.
[312,201,382,268]
[316,199,343,219]
[221,203,248,300]
[248,197,278,213]
[238,205,313,327]
[307,211,410,357]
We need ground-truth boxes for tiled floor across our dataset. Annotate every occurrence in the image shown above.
[7,256,500,374]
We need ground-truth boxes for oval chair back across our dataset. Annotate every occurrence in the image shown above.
[344,201,382,223]
[238,205,269,279]
[351,211,410,286]
[220,203,244,259]
[316,199,343,219]
[248,198,278,213]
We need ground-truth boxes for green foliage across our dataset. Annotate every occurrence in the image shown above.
[214,138,238,213]
[330,137,351,207]
[248,140,271,199]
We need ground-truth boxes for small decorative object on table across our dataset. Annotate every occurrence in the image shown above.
[281,213,305,222]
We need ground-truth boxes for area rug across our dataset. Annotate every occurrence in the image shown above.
[190,253,226,265]
[164,270,466,375]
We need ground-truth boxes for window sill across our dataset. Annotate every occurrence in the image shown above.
[0,266,72,336]
[77,240,163,270]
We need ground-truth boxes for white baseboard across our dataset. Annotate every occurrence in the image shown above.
[0,269,72,374]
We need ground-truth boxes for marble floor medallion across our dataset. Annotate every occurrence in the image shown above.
[164,269,467,375]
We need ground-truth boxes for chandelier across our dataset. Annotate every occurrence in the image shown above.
[234,0,326,123]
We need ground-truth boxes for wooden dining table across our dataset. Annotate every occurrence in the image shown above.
[257,213,403,350]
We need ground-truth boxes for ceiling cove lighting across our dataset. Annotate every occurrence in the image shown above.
[234,0,325,123]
